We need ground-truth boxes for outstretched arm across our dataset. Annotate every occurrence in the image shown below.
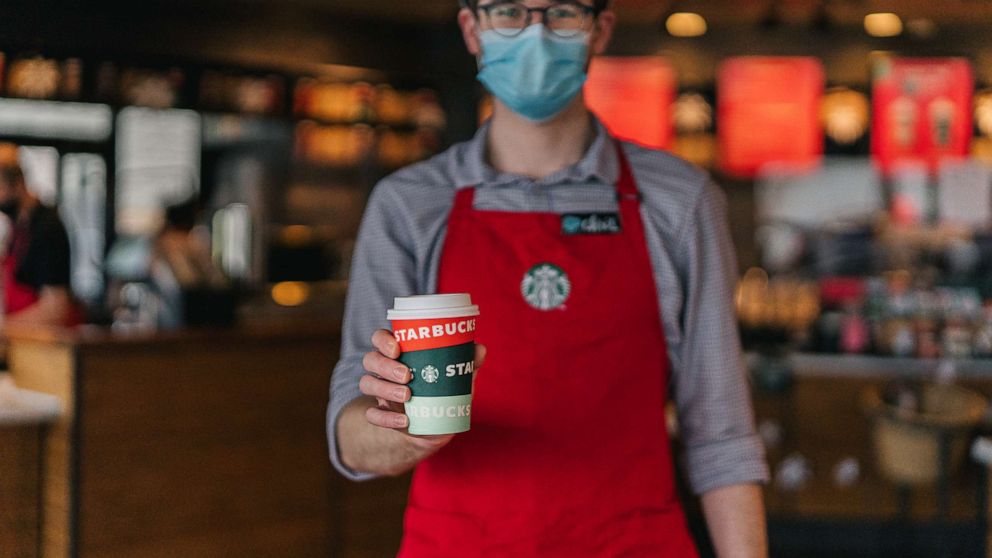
[701,483,768,558]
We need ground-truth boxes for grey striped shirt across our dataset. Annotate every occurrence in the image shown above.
[327,117,769,495]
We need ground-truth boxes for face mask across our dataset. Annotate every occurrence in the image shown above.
[477,24,590,122]
[0,199,18,220]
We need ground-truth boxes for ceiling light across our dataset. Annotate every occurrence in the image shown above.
[666,12,707,37]
[864,13,903,37]
[272,281,311,307]
[821,88,870,145]
[674,92,713,134]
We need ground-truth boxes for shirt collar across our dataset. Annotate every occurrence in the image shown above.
[461,114,620,188]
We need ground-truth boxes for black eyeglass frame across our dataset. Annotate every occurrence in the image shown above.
[475,1,599,37]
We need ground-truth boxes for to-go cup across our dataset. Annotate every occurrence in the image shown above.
[387,294,480,435]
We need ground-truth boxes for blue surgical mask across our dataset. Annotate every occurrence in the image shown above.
[477,24,590,122]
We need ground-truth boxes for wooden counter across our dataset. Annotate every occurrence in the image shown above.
[8,322,342,558]
[24,318,988,558]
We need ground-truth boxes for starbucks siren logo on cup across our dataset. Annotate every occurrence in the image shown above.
[387,294,480,435]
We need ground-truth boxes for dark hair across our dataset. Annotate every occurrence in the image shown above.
[0,164,24,189]
[461,0,610,14]
[165,197,202,231]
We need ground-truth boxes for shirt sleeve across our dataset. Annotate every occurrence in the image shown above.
[327,183,419,482]
[38,212,72,287]
[670,180,770,496]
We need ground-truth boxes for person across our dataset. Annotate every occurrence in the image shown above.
[0,159,77,327]
[328,1,770,556]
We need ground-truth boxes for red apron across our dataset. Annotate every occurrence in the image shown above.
[397,143,699,557]
[3,221,82,326]
[4,223,40,315]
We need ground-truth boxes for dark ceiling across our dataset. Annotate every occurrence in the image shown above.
[269,0,992,26]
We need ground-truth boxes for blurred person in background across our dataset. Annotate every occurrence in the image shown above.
[330,1,769,557]
[0,146,77,327]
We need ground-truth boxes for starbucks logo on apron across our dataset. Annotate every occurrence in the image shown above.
[421,365,440,383]
[521,263,571,311]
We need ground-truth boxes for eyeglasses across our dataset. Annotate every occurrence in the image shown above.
[477,1,597,38]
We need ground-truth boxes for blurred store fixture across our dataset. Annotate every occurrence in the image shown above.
[864,13,903,38]
[863,381,986,486]
[0,50,449,330]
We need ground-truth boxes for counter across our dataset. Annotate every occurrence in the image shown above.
[751,354,992,557]
[15,316,989,557]
[7,321,341,558]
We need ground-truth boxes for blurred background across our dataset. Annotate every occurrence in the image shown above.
[1,0,992,557]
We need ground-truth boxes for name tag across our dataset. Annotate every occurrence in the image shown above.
[560,213,622,236]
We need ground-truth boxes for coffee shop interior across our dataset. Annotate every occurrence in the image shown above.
[2,0,992,556]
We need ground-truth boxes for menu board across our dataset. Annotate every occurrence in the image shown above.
[756,157,883,228]
[18,146,59,206]
[871,58,973,174]
[717,57,824,178]
[585,57,675,150]
[937,159,992,228]
[116,107,201,235]
[0,99,112,141]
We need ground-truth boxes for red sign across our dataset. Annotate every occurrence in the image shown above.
[871,58,973,174]
[717,57,824,178]
[585,57,675,150]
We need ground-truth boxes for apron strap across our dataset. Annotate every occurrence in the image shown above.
[452,186,476,212]
[455,140,638,209]
[613,141,642,202]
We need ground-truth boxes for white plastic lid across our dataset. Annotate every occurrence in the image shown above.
[387,293,479,321]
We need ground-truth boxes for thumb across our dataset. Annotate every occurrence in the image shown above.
[473,343,487,372]
[471,343,486,392]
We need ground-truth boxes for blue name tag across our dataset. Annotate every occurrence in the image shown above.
[560,213,622,236]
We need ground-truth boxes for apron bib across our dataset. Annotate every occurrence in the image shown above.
[4,224,40,315]
[398,143,698,557]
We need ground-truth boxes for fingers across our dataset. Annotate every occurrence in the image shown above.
[360,374,411,404]
[363,334,486,436]
[366,405,409,429]
[361,330,412,430]
[362,350,411,384]
[376,397,406,414]
[371,329,400,359]
[470,343,485,393]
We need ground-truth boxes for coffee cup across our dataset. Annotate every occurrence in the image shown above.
[387,294,479,435]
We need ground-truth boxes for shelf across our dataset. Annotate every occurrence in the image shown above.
[290,161,374,182]
[746,352,992,379]
[294,115,439,133]
[290,158,411,184]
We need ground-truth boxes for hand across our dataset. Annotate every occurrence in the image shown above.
[360,329,487,451]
